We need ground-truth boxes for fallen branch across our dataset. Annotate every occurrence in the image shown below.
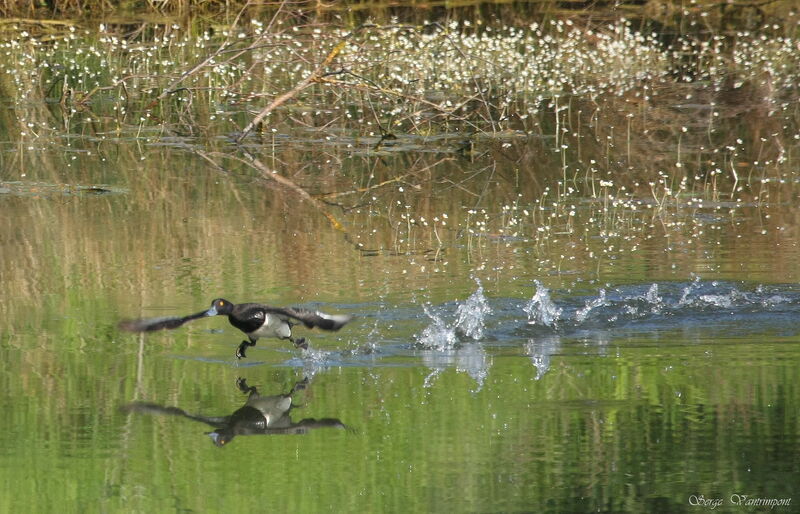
[207,148,348,233]
[0,17,76,26]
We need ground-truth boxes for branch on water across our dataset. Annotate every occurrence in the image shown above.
[0,17,77,26]
[212,149,347,233]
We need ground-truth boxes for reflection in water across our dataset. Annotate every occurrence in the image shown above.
[523,283,563,379]
[526,336,561,380]
[421,343,491,390]
[416,283,492,389]
[122,378,348,447]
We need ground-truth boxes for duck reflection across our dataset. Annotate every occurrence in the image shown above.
[122,378,348,446]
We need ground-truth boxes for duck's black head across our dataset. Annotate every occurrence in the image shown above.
[207,429,234,447]
[206,298,234,316]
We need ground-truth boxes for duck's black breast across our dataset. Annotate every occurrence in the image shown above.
[228,405,270,430]
[227,304,270,333]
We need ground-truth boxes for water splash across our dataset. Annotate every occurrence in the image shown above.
[524,280,562,328]
[282,347,339,380]
[277,279,799,381]
[561,280,798,336]
[675,278,748,309]
[575,289,607,323]
[454,282,492,339]
[761,293,790,307]
[644,283,662,309]
[697,289,744,308]
[362,315,383,354]
[417,303,459,350]
[416,281,491,349]
[677,275,703,306]
[423,367,443,388]
[416,282,492,388]
[624,283,664,317]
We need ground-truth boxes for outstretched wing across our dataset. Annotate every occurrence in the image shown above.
[267,307,353,331]
[121,402,229,428]
[118,310,209,332]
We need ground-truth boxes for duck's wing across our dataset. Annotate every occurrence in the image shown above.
[265,307,353,331]
[120,402,229,428]
[262,418,350,435]
[118,309,210,332]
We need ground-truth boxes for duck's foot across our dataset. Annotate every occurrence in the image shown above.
[292,337,308,350]
[290,377,310,394]
[236,377,258,396]
[236,340,256,359]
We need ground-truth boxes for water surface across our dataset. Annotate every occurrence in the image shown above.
[1,16,800,514]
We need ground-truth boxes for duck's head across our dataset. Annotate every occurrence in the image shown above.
[207,429,234,447]
[206,298,234,316]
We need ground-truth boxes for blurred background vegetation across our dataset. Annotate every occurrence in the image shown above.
[1,0,798,36]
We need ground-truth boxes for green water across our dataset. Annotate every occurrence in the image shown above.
[1,140,798,513]
[2,14,800,514]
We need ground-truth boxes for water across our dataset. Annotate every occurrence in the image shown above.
[2,16,800,514]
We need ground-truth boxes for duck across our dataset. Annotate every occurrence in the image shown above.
[119,298,353,359]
